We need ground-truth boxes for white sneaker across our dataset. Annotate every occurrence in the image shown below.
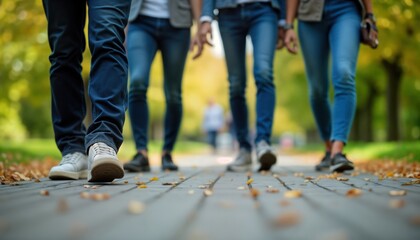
[49,152,88,180]
[88,142,124,182]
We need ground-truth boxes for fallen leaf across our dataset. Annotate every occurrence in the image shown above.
[188,190,195,195]
[389,199,405,209]
[250,188,260,198]
[246,178,254,185]
[198,185,207,189]
[237,186,246,190]
[305,176,314,180]
[179,176,186,181]
[364,178,370,181]
[294,172,304,177]
[137,184,147,189]
[346,188,362,198]
[337,177,349,181]
[34,179,40,183]
[80,192,90,199]
[149,176,159,181]
[402,179,420,186]
[284,190,302,198]
[279,200,291,207]
[40,190,49,196]
[57,198,69,213]
[124,180,128,184]
[90,193,110,201]
[266,187,280,193]
[128,201,145,214]
[274,212,301,228]
[83,185,91,188]
[389,190,407,196]
[136,181,147,185]
[203,189,213,196]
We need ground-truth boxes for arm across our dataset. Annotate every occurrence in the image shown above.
[284,0,299,54]
[189,0,204,59]
[193,0,215,59]
[276,0,286,49]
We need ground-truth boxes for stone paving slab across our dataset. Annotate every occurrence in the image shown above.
[0,156,419,240]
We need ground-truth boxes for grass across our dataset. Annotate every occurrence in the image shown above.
[289,141,420,162]
[0,138,209,164]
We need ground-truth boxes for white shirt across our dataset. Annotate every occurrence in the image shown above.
[140,0,170,19]
[202,104,224,131]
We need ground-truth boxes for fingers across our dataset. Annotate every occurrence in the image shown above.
[284,30,298,54]
[276,28,285,50]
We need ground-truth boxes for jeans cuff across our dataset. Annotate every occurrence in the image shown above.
[85,139,118,153]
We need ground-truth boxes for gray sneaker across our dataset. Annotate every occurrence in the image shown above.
[49,152,88,180]
[256,140,277,171]
[88,142,124,182]
[227,148,252,172]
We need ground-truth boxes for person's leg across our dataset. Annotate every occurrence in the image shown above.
[298,20,331,146]
[329,2,361,154]
[218,7,252,172]
[43,0,89,180]
[127,16,159,153]
[86,0,130,182]
[43,0,87,156]
[218,9,251,152]
[247,2,278,171]
[160,23,190,153]
[124,16,159,173]
[248,3,277,145]
[298,18,332,171]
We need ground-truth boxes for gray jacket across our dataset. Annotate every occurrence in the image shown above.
[202,0,284,20]
[297,0,365,21]
[129,0,193,28]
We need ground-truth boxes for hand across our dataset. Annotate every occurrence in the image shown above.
[189,32,203,60]
[199,22,213,47]
[284,29,299,54]
[364,18,379,48]
[276,27,285,50]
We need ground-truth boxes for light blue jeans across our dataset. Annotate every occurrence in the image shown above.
[218,2,278,151]
[298,0,361,144]
[127,15,190,152]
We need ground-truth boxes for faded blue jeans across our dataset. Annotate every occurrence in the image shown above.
[43,0,130,155]
[127,15,190,152]
[218,2,278,151]
[298,0,361,144]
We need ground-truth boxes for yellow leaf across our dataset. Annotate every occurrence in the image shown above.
[246,178,254,185]
[284,190,302,198]
[149,176,159,181]
[138,184,147,189]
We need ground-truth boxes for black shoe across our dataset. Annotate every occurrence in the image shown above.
[162,153,178,171]
[123,152,150,172]
[330,153,354,173]
[315,152,331,171]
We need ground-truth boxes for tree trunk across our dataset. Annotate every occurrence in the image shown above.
[363,79,378,141]
[381,53,403,141]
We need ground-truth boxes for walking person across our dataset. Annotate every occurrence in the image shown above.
[202,98,224,153]
[284,0,378,172]
[44,0,131,182]
[195,0,286,172]
[123,0,202,172]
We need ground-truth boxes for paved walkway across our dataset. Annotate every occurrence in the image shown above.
[0,153,419,240]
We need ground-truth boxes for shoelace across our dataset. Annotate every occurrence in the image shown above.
[60,153,82,165]
[91,143,116,156]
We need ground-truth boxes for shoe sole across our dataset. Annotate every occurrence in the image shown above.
[88,159,124,182]
[330,162,354,173]
[49,170,88,180]
[258,152,277,171]
[315,166,329,172]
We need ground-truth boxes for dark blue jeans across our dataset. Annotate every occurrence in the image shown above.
[218,2,278,151]
[298,0,361,144]
[43,0,130,155]
[127,15,190,152]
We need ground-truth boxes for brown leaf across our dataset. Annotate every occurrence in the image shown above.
[274,212,301,228]
[90,193,110,201]
[250,188,260,198]
[266,187,280,193]
[124,180,128,184]
[80,192,90,199]
[162,182,178,186]
[128,201,145,214]
[40,190,49,196]
[57,198,69,213]
[346,188,362,198]
[389,190,407,196]
[389,199,405,209]
[402,179,420,186]
[337,177,349,181]
[284,190,302,198]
